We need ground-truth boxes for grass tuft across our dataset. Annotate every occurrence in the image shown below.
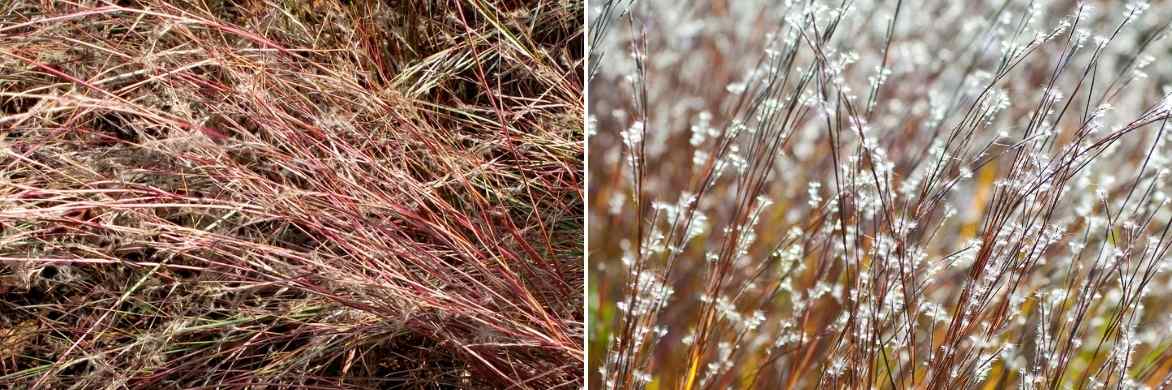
[1,0,583,388]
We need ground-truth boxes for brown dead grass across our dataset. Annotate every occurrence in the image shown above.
[0,0,583,388]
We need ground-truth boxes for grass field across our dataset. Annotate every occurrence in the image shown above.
[0,1,582,388]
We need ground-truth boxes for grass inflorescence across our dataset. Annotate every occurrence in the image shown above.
[590,0,1172,388]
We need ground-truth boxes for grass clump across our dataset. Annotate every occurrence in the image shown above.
[0,0,582,388]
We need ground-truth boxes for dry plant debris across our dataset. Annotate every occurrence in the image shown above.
[0,0,583,388]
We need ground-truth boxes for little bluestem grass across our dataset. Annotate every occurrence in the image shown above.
[590,1,1172,388]
[0,1,583,388]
